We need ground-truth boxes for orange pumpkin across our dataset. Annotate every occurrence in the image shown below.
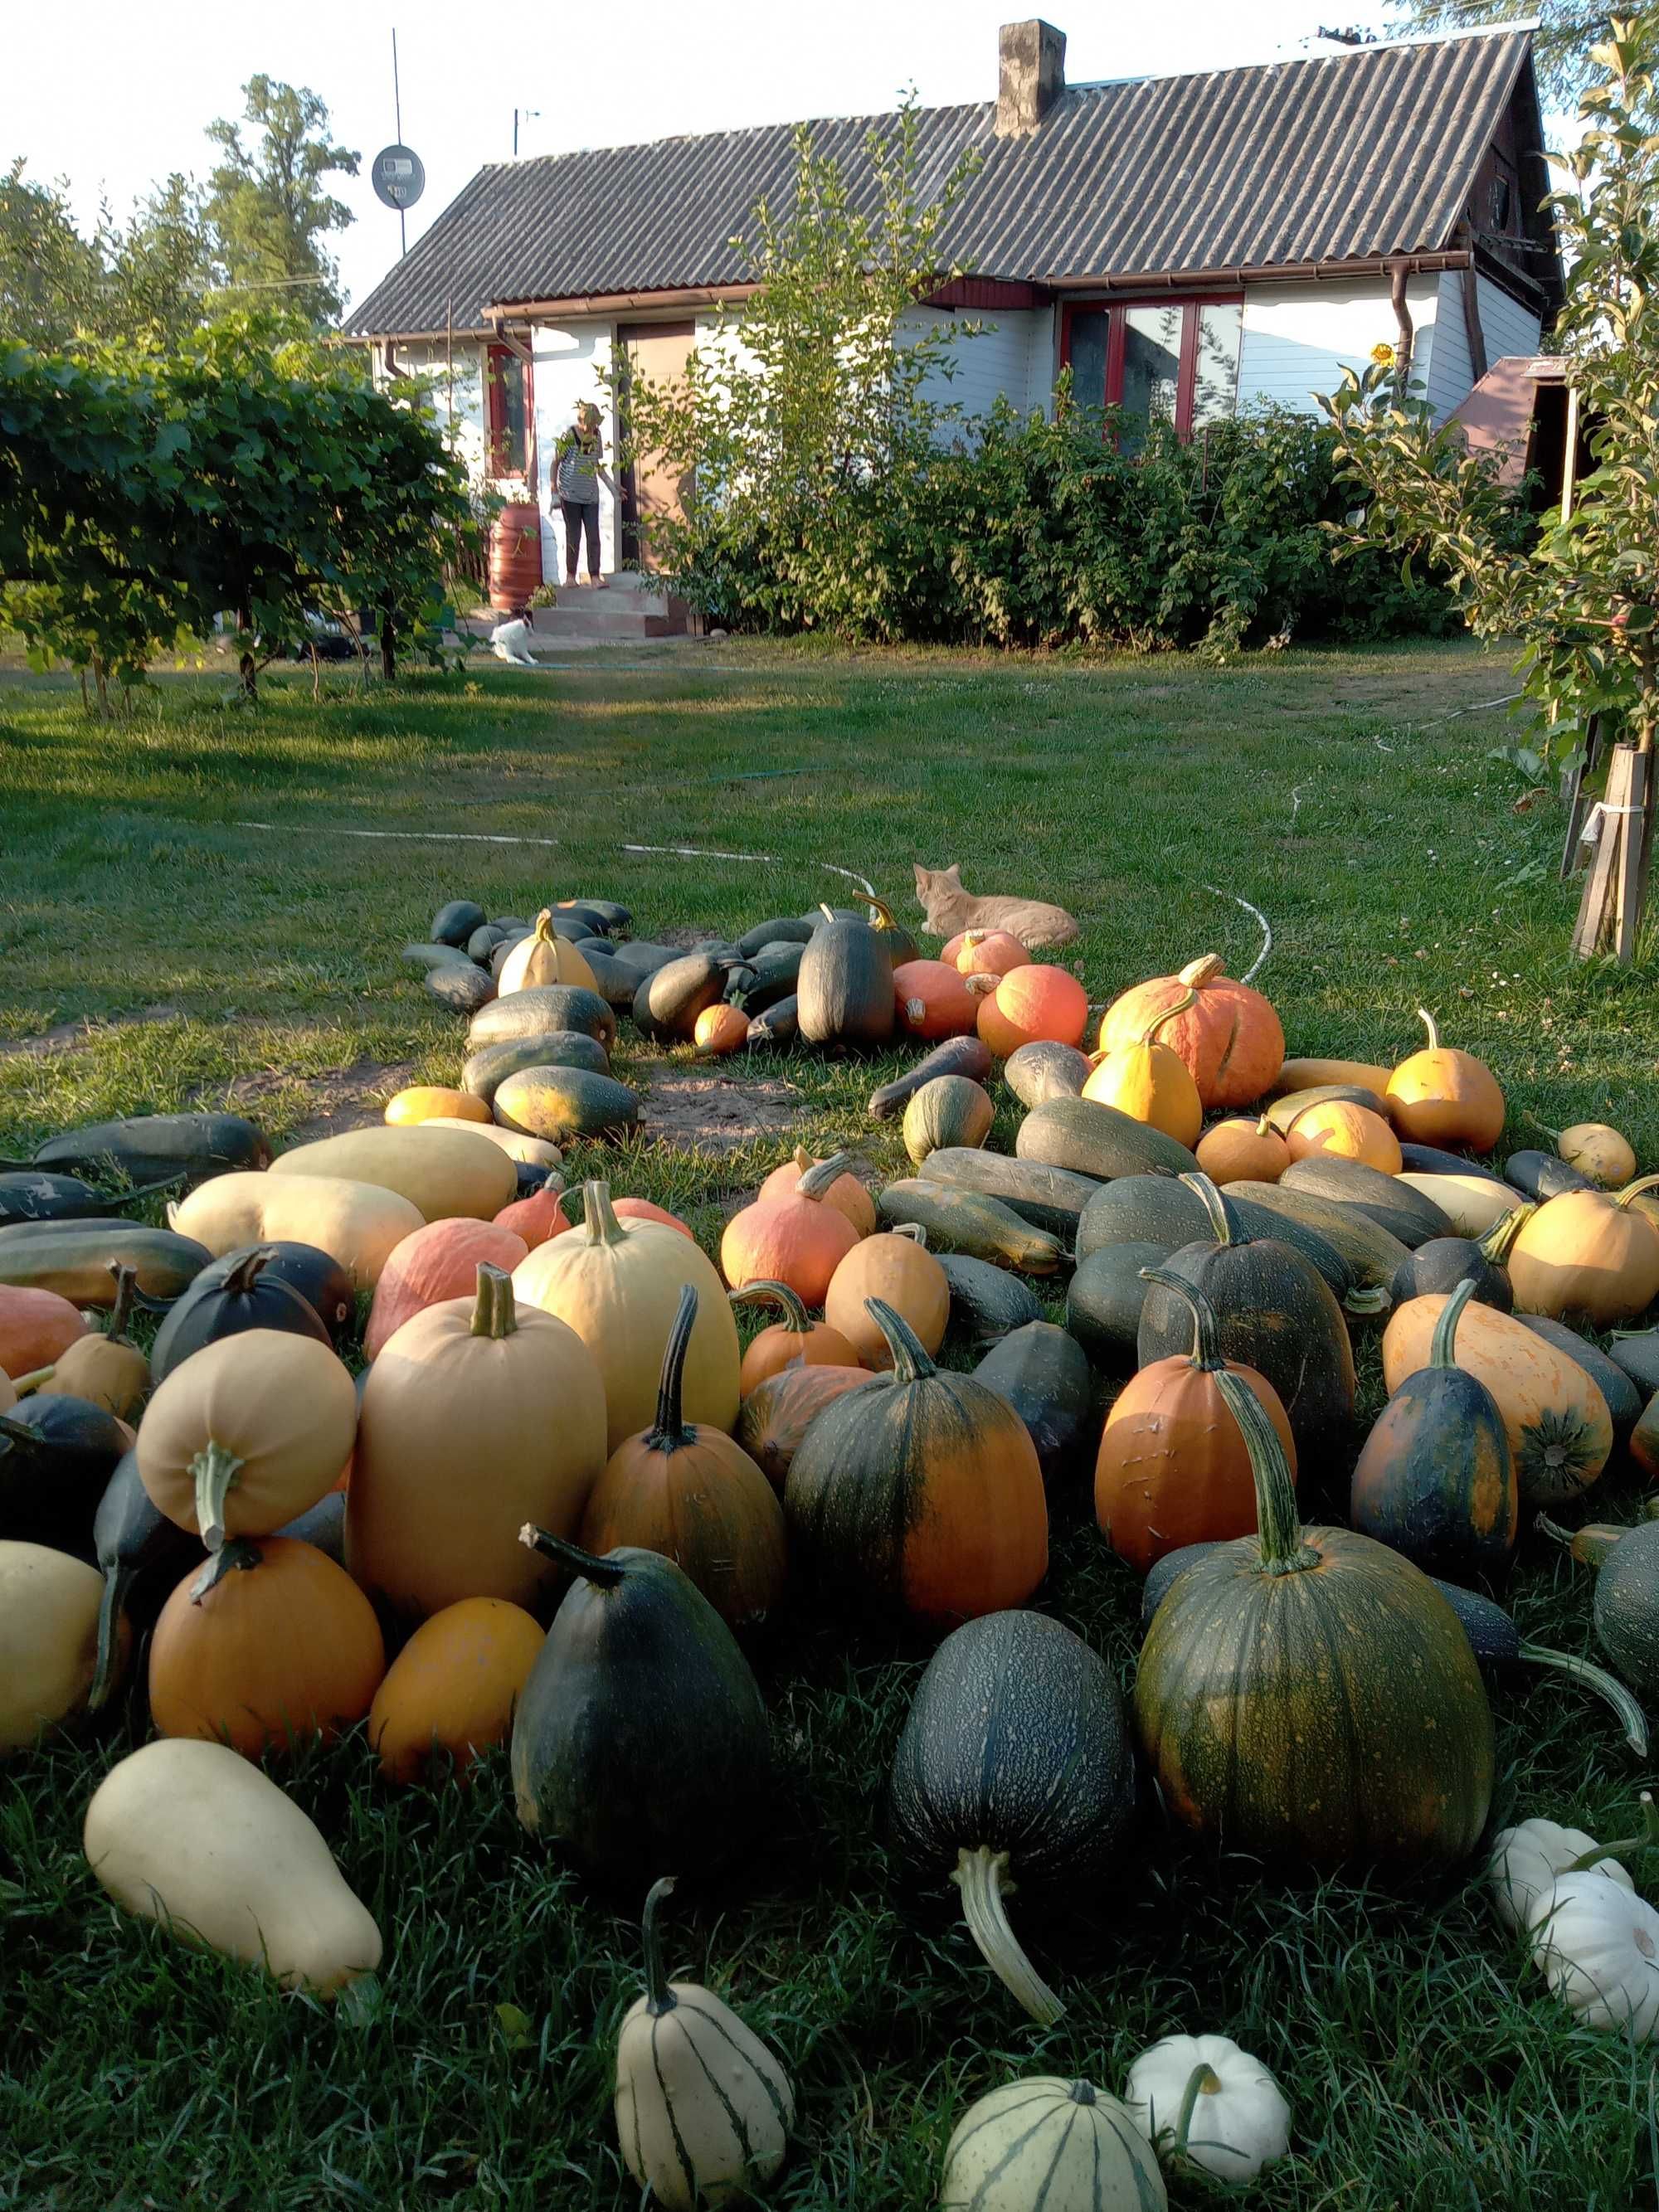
[1385,1008,1506,1152]
[1097,954,1285,1110]
[579,1284,787,1629]
[722,1152,863,1304]
[975,964,1089,1058]
[494,1173,572,1249]
[1283,1098,1404,1175]
[737,1363,876,1490]
[730,1280,864,1394]
[756,1147,877,1237]
[893,958,980,1040]
[1094,1268,1297,1573]
[364,1218,530,1359]
[612,1197,695,1239]
[1505,1177,1659,1325]
[1194,1113,1290,1186]
[825,1227,949,1369]
[956,930,1031,980]
[148,1536,385,1760]
[0,1285,88,1379]
[385,1086,490,1127]
[693,1003,752,1057]
[367,1596,544,1786]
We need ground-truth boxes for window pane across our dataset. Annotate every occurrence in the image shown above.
[1117,305,1183,450]
[1190,303,1242,428]
[1067,309,1108,407]
[499,357,528,474]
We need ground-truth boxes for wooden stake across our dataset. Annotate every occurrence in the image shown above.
[1560,712,1603,878]
[1613,746,1649,963]
[1572,744,1629,958]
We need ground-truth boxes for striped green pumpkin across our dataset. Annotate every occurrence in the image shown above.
[941,2077,1166,2212]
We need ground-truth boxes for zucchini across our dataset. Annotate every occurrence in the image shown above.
[1014,1096,1198,1183]
[432,899,486,946]
[554,897,631,936]
[1610,1330,1659,1397]
[466,984,616,1053]
[1400,1144,1504,1181]
[737,916,815,957]
[0,1170,181,1227]
[919,1150,1099,1238]
[973,1322,1094,1481]
[731,944,803,1014]
[493,1067,643,1144]
[1265,1082,1390,1132]
[604,941,679,977]
[461,1032,611,1103]
[1506,1148,1597,1201]
[876,1181,1064,1275]
[577,951,642,1014]
[747,997,799,1049]
[1003,1042,1090,1111]
[868,1036,995,1120]
[401,940,473,970]
[938,1254,1044,1343]
[1278,1155,1451,1246]
[26,1112,270,1185]
[1224,1180,1411,1290]
[89,1447,203,1709]
[0,1221,211,1305]
[1066,1241,1170,1369]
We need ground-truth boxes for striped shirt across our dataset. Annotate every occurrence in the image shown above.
[555,430,602,503]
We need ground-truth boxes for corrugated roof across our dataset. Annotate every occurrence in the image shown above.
[344,27,1536,338]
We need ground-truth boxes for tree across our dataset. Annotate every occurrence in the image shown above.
[0,163,104,347]
[0,160,213,350]
[1321,15,1659,957]
[204,77,358,324]
[1389,2,1613,107]
[105,176,215,345]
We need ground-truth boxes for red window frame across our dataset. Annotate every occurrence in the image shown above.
[484,342,533,478]
[1059,296,1243,440]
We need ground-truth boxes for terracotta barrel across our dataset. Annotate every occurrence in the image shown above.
[488,503,544,611]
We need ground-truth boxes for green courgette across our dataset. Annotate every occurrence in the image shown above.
[1014,1095,1197,1182]
[0,1221,211,1305]
[919,1150,1099,1239]
[876,1181,1063,1275]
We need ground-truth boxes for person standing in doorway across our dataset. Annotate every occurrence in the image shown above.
[552,402,615,588]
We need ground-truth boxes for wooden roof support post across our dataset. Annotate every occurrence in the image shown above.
[1389,260,1415,391]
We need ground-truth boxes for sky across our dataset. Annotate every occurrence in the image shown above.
[2,0,1426,318]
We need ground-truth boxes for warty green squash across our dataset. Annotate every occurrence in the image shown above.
[1002,1040,1091,1109]
[1066,1240,1172,1369]
[1015,1093,1198,1182]
[937,1254,1044,1345]
[492,1066,642,1145]
[888,1610,1136,2022]
[1136,1363,1495,1870]
[461,1032,611,1102]
[902,1075,994,1165]
[466,983,616,1053]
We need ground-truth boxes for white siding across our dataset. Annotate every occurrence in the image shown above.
[1424,269,1474,424]
[1236,276,1442,418]
[1477,275,1544,367]
[383,338,489,479]
[900,306,1050,425]
[531,320,618,579]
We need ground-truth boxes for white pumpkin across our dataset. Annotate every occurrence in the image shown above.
[941,2078,1166,2212]
[1530,1873,1659,2038]
[614,1878,793,2211]
[1124,2032,1291,2183]
[1486,1817,1633,1933]
[499,911,598,996]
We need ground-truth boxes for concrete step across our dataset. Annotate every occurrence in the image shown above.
[529,601,675,639]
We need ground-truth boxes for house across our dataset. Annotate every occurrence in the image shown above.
[344,18,1561,590]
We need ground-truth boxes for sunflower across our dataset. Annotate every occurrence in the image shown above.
[1370,342,1396,367]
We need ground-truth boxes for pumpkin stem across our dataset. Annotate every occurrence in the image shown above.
[1170,2063,1224,2159]
[819,903,837,925]
[1614,1173,1659,1211]
[89,1563,135,1713]
[1214,1366,1316,1575]
[532,908,555,946]
[866,896,898,930]
[219,1246,275,1297]
[1415,1006,1442,1052]
[1067,2082,1098,2107]
[189,1535,262,1602]
[797,1151,855,1203]
[1574,1791,1659,1866]
[1480,1204,1532,1264]
[645,1284,699,1454]
[891,1223,930,1249]
[864,1296,937,1383]
[1429,1277,1478,1369]
[191,1439,246,1552]
[1178,1170,1238,1249]
[1344,1286,1392,1318]
[728,1281,811,1337]
[104,1264,139,1348]
[518,1522,627,1586]
[1141,986,1198,1049]
[951,1845,1063,2026]
[469,1263,518,1340]
[581,1181,626,1247]
[1515,1641,1649,1759]
[639,1875,679,2017]
[1140,1266,1224,1373]
[1536,1513,1623,1568]
[1178,955,1225,987]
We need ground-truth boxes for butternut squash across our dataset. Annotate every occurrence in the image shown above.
[0,1541,127,1753]
[368,1596,545,1784]
[269,1125,516,1223]
[171,1172,422,1290]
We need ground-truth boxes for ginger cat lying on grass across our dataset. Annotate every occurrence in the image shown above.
[913,863,1079,950]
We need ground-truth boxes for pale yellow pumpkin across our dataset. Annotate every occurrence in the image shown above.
[0,1543,128,1753]
[270,1125,516,1223]
[171,1171,423,1289]
[498,911,599,995]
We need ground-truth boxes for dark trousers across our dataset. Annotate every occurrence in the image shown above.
[560,498,601,579]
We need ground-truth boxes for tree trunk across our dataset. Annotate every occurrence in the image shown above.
[238,605,256,701]
[380,607,397,683]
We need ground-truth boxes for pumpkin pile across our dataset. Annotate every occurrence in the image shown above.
[12,880,1659,2207]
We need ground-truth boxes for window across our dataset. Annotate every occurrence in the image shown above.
[1060,298,1243,445]
[484,342,533,478]
[1489,161,1516,234]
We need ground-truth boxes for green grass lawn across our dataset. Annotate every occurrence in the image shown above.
[3,639,1658,2211]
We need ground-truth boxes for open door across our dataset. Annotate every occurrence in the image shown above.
[617,320,696,571]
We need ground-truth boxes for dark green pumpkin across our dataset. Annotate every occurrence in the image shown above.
[876,1182,1063,1275]
[632,952,732,1044]
[510,1530,773,1881]
[1,1393,129,1559]
[1584,1519,1659,1699]
[1002,1041,1090,1110]
[902,1077,994,1165]
[1279,1155,1452,1246]
[1390,1233,1513,1312]
[731,944,803,1015]
[579,951,642,1014]
[468,922,513,961]
[493,1066,642,1144]
[1608,1328,1659,1397]
[426,963,496,1014]
[1077,1174,1372,1313]
[888,1610,1135,2024]
[466,984,616,1053]
[797,907,894,1052]
[1506,1148,1597,1201]
[919,1150,1097,1239]
[973,1321,1094,1480]
[938,1254,1044,1344]
[868,1036,993,1117]
[28,1111,270,1185]
[1136,1174,1356,1455]
[1066,1241,1171,1369]
[431,898,486,946]
[1135,1364,1496,1870]
[1516,1315,1643,1441]
[1349,1277,1516,1579]
[462,1032,611,1102]
[148,1243,333,1383]
[605,940,678,978]
[867,897,920,969]
[89,1446,203,1709]
[277,1485,347,1564]
[1014,1095,1198,1183]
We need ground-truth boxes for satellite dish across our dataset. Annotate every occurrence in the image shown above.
[372,144,426,211]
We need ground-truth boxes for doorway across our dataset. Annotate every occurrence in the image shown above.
[616,320,696,570]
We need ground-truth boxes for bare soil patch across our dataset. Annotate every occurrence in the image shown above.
[644,1067,804,1153]
[221,1057,418,1140]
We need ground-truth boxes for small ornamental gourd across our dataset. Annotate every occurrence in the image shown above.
[1082,995,1203,1149]
[720,1153,864,1305]
[888,1611,1136,2023]
[692,1002,751,1058]
[1135,1363,1496,1870]
[1125,2034,1292,2184]
[1532,1875,1659,2039]
[1385,1007,1505,1151]
[940,2078,1166,2212]
[1486,1811,1639,1932]
[1097,953,1285,1111]
[786,1297,1047,1624]
[1550,1121,1638,1189]
[614,1876,795,2212]
[954,929,1029,979]
[35,1265,148,1418]
[1349,1277,1517,1581]
[729,1281,861,1395]
[493,1173,571,1250]
[1095,1269,1297,1574]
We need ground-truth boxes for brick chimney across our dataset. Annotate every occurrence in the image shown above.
[996,20,1066,137]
